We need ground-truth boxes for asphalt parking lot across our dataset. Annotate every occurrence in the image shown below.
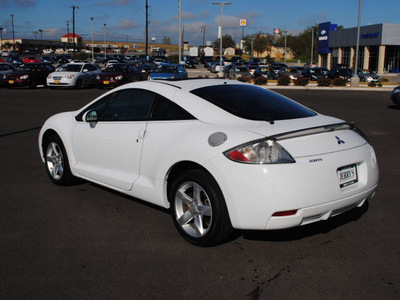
[0,86,399,299]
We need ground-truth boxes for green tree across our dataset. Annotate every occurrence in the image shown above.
[243,32,274,57]
[212,34,235,49]
[162,36,171,45]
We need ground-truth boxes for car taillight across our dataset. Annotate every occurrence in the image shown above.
[224,139,295,164]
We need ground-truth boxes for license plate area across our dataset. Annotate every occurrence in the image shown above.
[337,164,358,188]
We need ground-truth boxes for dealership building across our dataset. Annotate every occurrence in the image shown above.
[318,22,400,73]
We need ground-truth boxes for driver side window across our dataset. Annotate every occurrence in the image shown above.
[99,89,155,121]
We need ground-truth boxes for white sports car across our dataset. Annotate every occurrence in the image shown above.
[38,79,379,246]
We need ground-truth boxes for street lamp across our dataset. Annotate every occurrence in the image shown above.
[212,2,231,77]
[283,30,288,64]
[351,0,362,87]
[249,38,255,58]
[39,29,43,40]
[90,17,94,61]
[103,23,106,54]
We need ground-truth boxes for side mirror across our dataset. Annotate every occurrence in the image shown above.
[85,110,99,122]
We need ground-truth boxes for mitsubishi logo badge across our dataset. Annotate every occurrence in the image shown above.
[335,136,345,145]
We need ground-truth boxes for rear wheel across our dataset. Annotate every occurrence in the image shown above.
[44,134,75,186]
[170,169,233,246]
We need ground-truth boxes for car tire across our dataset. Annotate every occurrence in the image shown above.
[75,79,83,89]
[28,80,37,89]
[44,134,76,186]
[169,169,233,246]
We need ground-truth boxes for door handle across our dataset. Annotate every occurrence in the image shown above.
[138,129,147,139]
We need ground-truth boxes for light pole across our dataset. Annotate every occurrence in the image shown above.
[178,0,182,64]
[310,27,314,64]
[90,17,94,61]
[283,30,288,64]
[351,0,362,87]
[103,23,106,54]
[11,14,15,51]
[39,29,43,40]
[212,2,231,77]
[0,28,3,49]
[250,38,255,58]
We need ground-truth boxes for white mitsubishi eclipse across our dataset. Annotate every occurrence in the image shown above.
[38,79,379,246]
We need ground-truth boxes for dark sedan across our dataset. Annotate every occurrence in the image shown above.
[301,67,328,81]
[96,63,142,88]
[327,68,353,81]
[390,86,400,106]
[3,63,55,89]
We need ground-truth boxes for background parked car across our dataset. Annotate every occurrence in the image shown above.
[357,69,381,82]
[148,63,188,80]
[96,63,142,88]
[253,66,269,78]
[3,63,55,89]
[327,68,353,80]
[47,62,101,88]
[228,66,251,79]
[301,67,328,81]
[0,63,16,86]
[6,57,24,67]
[390,86,400,105]
[277,67,301,80]
[22,56,40,64]
[209,62,222,73]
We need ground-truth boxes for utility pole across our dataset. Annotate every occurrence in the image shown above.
[71,6,79,54]
[11,14,15,51]
[178,0,182,63]
[311,27,314,64]
[103,24,107,54]
[39,29,43,40]
[145,0,149,59]
[202,25,206,47]
[90,17,94,61]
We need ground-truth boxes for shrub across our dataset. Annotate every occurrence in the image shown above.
[277,75,291,86]
[168,54,179,64]
[293,76,309,86]
[332,77,347,86]
[381,77,390,83]
[254,76,268,85]
[237,75,252,83]
[317,77,331,87]
[73,52,88,61]
[368,82,377,87]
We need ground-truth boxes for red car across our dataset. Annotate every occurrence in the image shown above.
[22,56,40,63]
[0,58,5,63]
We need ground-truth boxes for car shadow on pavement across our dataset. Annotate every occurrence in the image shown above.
[388,104,400,110]
[241,201,369,242]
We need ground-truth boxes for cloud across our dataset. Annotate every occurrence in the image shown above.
[0,0,36,6]
[94,0,137,7]
[297,12,328,26]
[110,19,140,30]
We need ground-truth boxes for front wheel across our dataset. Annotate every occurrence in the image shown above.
[44,134,76,186]
[169,169,233,246]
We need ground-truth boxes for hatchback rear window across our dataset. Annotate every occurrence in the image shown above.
[190,84,316,121]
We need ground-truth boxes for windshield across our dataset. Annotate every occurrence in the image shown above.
[57,65,83,72]
[105,65,127,72]
[191,84,316,121]
[154,65,178,73]
[17,64,38,71]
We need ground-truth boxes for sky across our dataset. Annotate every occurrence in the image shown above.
[0,0,399,46]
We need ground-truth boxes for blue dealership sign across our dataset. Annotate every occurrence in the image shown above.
[318,22,337,54]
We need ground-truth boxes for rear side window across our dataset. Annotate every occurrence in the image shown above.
[150,95,195,121]
[190,84,316,121]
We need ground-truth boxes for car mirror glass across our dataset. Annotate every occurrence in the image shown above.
[85,110,99,123]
